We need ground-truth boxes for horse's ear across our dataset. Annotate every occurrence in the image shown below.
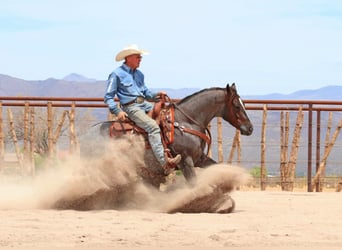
[226,83,230,93]
[226,83,236,94]
[231,82,236,91]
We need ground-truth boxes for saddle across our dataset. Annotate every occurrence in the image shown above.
[108,99,175,148]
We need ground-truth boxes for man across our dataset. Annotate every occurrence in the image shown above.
[104,44,181,171]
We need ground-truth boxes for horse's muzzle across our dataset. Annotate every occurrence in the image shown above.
[240,124,253,136]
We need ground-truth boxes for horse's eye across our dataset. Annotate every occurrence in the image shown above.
[233,98,239,107]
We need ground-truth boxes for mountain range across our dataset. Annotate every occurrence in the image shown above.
[1,73,342,100]
[0,73,198,99]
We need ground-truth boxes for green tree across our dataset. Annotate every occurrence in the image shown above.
[249,166,267,178]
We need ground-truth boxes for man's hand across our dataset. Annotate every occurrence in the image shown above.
[156,91,167,100]
[116,111,128,121]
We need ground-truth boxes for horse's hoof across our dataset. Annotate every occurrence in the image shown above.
[216,195,235,213]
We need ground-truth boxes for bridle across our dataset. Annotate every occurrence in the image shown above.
[226,90,247,128]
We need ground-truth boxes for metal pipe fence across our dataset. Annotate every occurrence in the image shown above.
[1,96,342,192]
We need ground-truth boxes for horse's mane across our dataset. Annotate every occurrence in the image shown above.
[177,87,224,105]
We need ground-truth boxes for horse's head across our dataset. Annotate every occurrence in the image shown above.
[222,83,253,136]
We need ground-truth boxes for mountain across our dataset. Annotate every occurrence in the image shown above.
[243,85,342,100]
[0,74,199,98]
[63,73,96,82]
[0,73,342,100]
[0,74,105,97]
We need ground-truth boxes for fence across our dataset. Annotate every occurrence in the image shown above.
[1,96,342,192]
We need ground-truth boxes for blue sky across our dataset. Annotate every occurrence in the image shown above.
[1,0,341,95]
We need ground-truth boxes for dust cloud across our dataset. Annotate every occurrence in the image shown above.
[0,137,250,213]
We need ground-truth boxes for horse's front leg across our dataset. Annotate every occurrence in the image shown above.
[195,154,217,168]
[178,155,197,185]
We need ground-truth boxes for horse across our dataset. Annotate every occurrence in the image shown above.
[80,83,253,188]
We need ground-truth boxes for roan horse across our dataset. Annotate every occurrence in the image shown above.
[94,83,253,188]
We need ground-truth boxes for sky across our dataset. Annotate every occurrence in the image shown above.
[1,0,342,95]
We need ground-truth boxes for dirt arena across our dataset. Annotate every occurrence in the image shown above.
[1,140,341,250]
[0,191,341,250]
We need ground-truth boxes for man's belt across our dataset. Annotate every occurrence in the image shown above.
[123,96,145,106]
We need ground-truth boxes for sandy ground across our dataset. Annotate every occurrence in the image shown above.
[1,191,342,249]
[1,140,341,250]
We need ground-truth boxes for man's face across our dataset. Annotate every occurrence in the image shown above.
[125,54,142,69]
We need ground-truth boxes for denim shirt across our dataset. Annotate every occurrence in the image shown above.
[104,64,157,115]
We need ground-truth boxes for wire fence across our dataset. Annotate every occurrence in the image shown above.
[1,97,342,191]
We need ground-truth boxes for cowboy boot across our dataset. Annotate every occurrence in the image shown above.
[167,154,181,165]
[163,154,181,175]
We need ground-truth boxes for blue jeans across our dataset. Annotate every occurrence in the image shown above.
[122,104,166,166]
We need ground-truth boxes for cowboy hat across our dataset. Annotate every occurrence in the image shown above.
[115,44,149,62]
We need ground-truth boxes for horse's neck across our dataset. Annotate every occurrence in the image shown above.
[177,90,225,127]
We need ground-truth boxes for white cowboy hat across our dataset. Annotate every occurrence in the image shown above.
[115,44,149,62]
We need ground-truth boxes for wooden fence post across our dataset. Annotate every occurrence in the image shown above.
[284,112,290,188]
[318,112,333,191]
[69,102,78,154]
[47,102,54,158]
[23,102,30,174]
[288,107,304,191]
[260,105,267,190]
[280,111,285,189]
[311,119,342,190]
[0,102,4,169]
[53,110,68,154]
[7,108,23,171]
[280,112,290,190]
[227,129,240,164]
[29,107,35,176]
